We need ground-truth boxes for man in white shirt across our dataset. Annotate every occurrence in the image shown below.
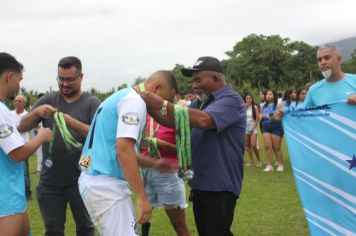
[0,52,52,236]
[12,95,32,199]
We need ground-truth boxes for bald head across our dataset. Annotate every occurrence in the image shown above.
[14,95,26,113]
[144,70,177,102]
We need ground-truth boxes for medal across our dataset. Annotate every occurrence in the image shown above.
[175,105,193,180]
[45,158,53,168]
[184,169,194,180]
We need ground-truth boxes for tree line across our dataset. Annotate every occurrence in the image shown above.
[9,34,356,110]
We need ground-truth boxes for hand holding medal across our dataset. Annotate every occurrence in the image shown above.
[46,112,83,168]
[174,105,194,180]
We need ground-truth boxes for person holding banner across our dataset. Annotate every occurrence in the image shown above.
[0,52,52,236]
[304,44,356,106]
[78,71,178,236]
[18,56,100,235]
[282,44,356,235]
[140,56,246,236]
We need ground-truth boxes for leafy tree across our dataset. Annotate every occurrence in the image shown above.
[225,34,320,94]
[226,34,290,90]
[171,64,193,95]
[284,41,320,88]
[342,49,356,73]
[117,83,128,90]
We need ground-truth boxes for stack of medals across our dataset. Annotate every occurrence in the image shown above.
[45,112,83,168]
[174,105,194,180]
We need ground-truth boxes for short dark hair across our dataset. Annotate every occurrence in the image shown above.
[158,70,178,94]
[58,56,82,74]
[0,52,23,76]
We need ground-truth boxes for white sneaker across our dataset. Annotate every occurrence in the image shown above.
[256,161,262,167]
[263,165,273,172]
[277,165,284,172]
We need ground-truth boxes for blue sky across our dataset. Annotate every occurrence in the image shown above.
[2,0,355,92]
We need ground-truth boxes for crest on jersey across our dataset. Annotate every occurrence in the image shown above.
[122,112,139,125]
[0,124,14,139]
[79,155,92,171]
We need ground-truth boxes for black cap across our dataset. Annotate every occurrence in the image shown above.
[181,56,224,77]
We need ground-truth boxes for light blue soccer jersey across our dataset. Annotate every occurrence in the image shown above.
[0,102,26,216]
[79,88,146,180]
[304,74,356,107]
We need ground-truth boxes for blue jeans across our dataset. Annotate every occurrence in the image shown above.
[144,169,187,209]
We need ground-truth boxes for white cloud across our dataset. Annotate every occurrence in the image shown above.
[1,0,356,92]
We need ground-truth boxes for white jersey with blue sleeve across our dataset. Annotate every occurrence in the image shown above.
[0,102,26,216]
[79,88,146,180]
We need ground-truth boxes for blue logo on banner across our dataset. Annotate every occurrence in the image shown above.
[283,102,356,236]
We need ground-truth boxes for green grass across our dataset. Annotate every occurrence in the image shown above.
[27,135,309,235]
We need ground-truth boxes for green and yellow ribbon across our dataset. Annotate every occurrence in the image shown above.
[174,104,192,173]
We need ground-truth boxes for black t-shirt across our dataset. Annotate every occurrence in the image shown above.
[32,91,101,186]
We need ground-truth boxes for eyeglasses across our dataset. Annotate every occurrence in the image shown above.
[56,75,80,84]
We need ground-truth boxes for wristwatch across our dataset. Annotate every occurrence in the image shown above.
[160,100,168,116]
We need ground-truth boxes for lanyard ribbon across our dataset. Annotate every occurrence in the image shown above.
[174,105,192,177]
[46,112,83,167]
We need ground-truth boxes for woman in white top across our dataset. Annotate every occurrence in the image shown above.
[244,93,261,166]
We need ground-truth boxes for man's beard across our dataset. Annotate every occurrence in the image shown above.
[198,92,208,103]
[322,69,332,79]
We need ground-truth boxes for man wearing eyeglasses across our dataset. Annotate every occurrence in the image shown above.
[19,56,100,236]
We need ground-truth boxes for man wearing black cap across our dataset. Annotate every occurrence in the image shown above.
[140,56,246,236]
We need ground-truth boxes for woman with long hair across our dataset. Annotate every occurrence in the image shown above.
[258,89,267,130]
[261,89,284,172]
[244,93,261,166]
[282,89,297,110]
[295,87,307,108]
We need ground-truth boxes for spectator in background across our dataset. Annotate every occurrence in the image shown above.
[282,89,297,110]
[258,89,267,131]
[305,82,313,92]
[261,89,284,172]
[295,87,307,108]
[244,93,261,167]
[32,93,45,174]
[11,94,32,199]
[277,92,283,105]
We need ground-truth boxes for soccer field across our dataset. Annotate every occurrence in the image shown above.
[27,137,309,235]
